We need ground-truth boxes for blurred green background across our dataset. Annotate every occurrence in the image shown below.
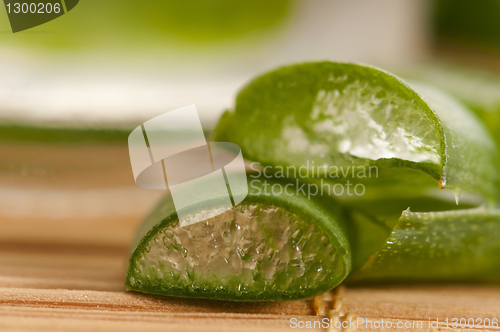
[1,0,292,50]
[0,0,499,128]
[433,0,500,52]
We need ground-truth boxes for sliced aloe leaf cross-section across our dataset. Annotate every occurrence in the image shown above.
[126,176,353,301]
[214,61,499,203]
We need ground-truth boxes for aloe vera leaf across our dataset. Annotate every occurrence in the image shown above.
[126,176,354,301]
[402,62,500,153]
[349,207,500,283]
[341,193,479,229]
[127,62,500,301]
[213,61,499,203]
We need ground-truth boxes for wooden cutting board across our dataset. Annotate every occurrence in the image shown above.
[1,238,500,331]
[0,140,499,332]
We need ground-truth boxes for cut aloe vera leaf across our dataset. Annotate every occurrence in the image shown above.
[349,207,500,283]
[213,62,499,203]
[126,176,354,301]
[402,62,500,151]
[341,193,479,229]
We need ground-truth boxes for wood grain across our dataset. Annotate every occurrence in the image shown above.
[1,149,500,332]
[1,240,500,331]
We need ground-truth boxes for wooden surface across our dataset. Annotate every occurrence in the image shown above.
[1,141,500,331]
[1,240,500,331]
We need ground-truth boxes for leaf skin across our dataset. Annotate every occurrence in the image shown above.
[349,207,500,283]
[126,176,354,301]
[402,63,500,174]
[213,61,499,203]
[127,62,500,301]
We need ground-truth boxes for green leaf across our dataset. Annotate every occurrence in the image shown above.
[127,62,500,301]
[126,176,354,301]
[401,62,500,160]
[213,61,499,203]
[350,207,500,282]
